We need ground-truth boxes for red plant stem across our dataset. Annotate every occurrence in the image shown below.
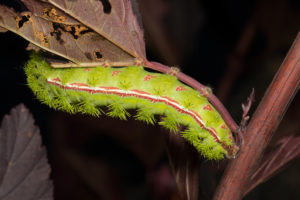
[213,32,300,200]
[144,60,239,133]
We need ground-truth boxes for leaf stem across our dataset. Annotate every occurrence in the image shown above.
[144,60,239,133]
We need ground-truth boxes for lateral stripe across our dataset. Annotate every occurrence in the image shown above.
[47,78,222,143]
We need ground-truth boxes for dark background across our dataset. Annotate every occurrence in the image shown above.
[0,0,299,199]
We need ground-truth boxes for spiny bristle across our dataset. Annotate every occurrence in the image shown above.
[159,115,179,133]
[53,95,75,113]
[107,103,130,120]
[135,107,156,125]
[77,100,102,116]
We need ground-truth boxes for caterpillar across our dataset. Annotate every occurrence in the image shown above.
[25,53,238,160]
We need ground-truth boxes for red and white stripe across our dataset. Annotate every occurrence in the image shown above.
[47,78,224,144]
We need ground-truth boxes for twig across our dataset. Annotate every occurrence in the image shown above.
[213,32,300,200]
[241,88,255,121]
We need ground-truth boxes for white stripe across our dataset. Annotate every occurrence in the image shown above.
[48,78,221,140]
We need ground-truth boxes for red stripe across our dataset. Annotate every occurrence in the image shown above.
[52,77,61,82]
[47,79,233,151]
[163,96,180,105]
[131,89,151,95]
[70,83,89,87]
[99,86,119,90]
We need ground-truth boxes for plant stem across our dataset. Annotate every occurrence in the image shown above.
[144,60,239,133]
[213,32,300,200]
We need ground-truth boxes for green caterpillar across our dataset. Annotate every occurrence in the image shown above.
[25,53,238,160]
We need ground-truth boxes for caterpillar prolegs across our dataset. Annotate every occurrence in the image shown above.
[25,54,238,160]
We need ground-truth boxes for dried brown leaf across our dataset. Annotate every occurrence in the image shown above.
[26,42,42,51]
[0,27,7,32]
[0,5,134,65]
[22,0,79,25]
[245,136,300,195]
[0,104,53,200]
[44,0,146,59]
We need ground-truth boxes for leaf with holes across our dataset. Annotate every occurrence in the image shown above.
[0,104,53,200]
[44,0,146,59]
[22,0,79,25]
[0,1,136,66]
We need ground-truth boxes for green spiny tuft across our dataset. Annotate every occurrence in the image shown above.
[135,107,156,125]
[53,95,76,113]
[118,79,132,90]
[77,99,102,116]
[159,115,179,133]
[107,102,130,120]
[87,68,105,86]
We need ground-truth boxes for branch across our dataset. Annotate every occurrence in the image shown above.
[213,32,300,200]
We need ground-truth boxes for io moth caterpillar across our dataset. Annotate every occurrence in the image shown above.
[25,54,238,160]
